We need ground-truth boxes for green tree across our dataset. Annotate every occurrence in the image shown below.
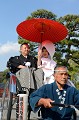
[0,69,9,83]
[27,9,57,20]
[0,72,4,83]
[55,15,79,88]
[58,15,79,64]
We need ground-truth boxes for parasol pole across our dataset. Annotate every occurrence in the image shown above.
[40,22,45,43]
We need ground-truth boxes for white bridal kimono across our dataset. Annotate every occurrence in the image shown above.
[38,40,56,84]
[41,57,56,84]
[38,40,75,87]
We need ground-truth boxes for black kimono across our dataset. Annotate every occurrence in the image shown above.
[7,54,37,73]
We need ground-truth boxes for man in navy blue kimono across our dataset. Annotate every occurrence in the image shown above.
[30,66,79,120]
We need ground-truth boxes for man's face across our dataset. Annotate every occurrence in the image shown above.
[54,67,68,86]
[20,44,30,56]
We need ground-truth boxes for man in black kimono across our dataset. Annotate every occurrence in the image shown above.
[7,43,43,89]
[7,43,37,71]
[7,43,44,119]
[30,66,79,120]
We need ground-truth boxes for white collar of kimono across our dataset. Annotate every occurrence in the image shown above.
[39,40,55,58]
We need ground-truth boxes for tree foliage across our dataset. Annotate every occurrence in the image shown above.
[0,69,9,83]
[27,9,57,20]
[54,15,79,88]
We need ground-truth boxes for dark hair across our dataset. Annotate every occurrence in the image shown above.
[42,47,49,55]
[42,47,46,50]
[20,43,30,49]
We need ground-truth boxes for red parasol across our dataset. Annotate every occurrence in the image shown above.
[16,18,68,43]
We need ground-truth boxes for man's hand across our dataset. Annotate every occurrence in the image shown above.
[18,65,26,69]
[37,98,54,108]
[37,49,42,67]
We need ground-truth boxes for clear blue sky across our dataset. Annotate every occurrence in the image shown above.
[0,0,79,71]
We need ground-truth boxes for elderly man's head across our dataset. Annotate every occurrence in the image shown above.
[54,66,68,88]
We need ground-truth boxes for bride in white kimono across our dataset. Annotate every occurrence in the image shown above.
[38,40,56,84]
[38,40,75,87]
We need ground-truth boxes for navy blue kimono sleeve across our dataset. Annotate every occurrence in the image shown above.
[73,89,79,107]
[68,87,79,109]
[30,85,47,112]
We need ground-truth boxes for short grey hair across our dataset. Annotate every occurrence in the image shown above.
[54,65,68,74]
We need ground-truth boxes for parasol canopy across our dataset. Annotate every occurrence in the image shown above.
[16,18,68,43]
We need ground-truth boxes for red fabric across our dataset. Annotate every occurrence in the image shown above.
[10,75,16,85]
[16,18,68,43]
